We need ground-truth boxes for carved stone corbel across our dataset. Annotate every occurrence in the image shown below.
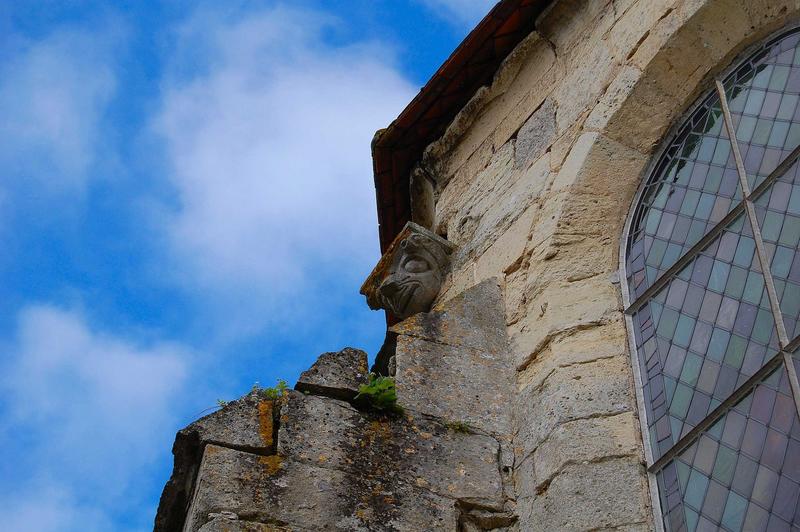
[361,222,456,320]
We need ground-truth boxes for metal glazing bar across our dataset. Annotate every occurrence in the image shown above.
[624,136,800,316]
[649,352,785,473]
[748,142,800,202]
[625,201,746,315]
[715,79,791,348]
[782,351,800,417]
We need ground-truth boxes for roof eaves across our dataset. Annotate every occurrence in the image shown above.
[371,0,552,252]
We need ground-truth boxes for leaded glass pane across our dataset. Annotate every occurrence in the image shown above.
[656,364,800,532]
[626,92,741,300]
[753,160,800,342]
[724,29,800,189]
[627,26,800,531]
[632,215,779,459]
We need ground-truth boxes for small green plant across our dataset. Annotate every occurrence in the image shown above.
[216,399,229,408]
[355,374,402,414]
[445,420,471,434]
[256,379,289,400]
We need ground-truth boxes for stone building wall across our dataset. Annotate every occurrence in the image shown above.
[414,0,800,529]
[156,281,520,531]
[156,1,800,530]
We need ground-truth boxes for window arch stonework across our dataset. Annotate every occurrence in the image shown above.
[624,26,800,531]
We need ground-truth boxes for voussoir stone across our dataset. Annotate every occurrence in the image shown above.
[295,347,369,401]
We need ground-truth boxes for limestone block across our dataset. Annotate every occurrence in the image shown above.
[436,261,476,305]
[395,336,513,436]
[473,201,538,283]
[525,236,617,303]
[516,319,628,393]
[584,64,644,133]
[295,347,369,401]
[606,0,674,62]
[514,99,557,169]
[277,391,504,503]
[427,32,557,185]
[155,394,277,532]
[527,412,642,491]
[552,37,617,132]
[524,189,567,253]
[391,279,509,355]
[186,393,276,451]
[516,458,649,531]
[490,42,560,150]
[536,0,614,52]
[503,263,529,326]
[552,132,646,196]
[510,275,621,369]
[183,445,459,532]
[630,0,753,104]
[453,153,551,263]
[392,280,514,436]
[741,0,800,25]
[514,356,634,459]
[439,142,516,246]
[198,517,289,531]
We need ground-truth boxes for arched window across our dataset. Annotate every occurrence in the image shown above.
[623,27,800,531]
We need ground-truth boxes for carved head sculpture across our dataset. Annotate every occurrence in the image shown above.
[361,222,456,320]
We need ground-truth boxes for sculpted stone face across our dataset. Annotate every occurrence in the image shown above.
[378,235,445,318]
[361,222,456,320]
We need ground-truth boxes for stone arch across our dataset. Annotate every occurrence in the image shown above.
[531,0,800,527]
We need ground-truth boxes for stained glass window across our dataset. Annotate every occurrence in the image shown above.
[625,27,800,532]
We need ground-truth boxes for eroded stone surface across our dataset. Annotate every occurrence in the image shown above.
[514,99,556,169]
[391,278,509,354]
[155,393,276,532]
[278,391,504,503]
[517,458,649,531]
[295,347,369,401]
[185,444,460,532]
[393,280,515,436]
[514,356,634,460]
[198,516,290,531]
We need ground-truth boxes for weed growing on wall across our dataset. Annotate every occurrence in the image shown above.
[355,374,402,414]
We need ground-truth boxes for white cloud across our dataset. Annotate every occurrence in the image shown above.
[154,6,416,330]
[0,305,190,531]
[419,0,496,27]
[0,29,118,193]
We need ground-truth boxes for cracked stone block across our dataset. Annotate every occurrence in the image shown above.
[278,391,504,504]
[184,444,459,532]
[513,356,633,460]
[516,458,648,531]
[155,393,276,532]
[295,347,369,401]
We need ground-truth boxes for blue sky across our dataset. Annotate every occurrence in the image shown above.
[0,1,494,530]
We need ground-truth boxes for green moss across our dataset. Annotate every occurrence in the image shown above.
[445,420,471,433]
